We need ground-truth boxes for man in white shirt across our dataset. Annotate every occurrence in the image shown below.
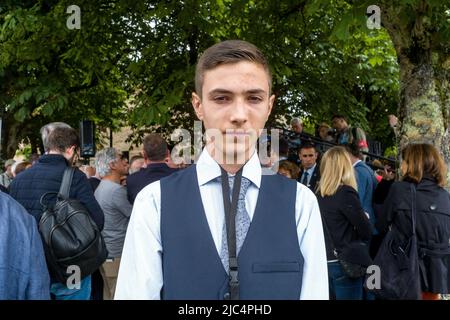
[115,40,328,300]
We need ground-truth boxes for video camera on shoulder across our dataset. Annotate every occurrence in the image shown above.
[327,128,337,137]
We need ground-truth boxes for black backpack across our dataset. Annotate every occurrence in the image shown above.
[366,183,421,299]
[39,167,107,284]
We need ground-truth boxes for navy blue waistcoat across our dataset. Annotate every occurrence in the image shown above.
[160,165,303,300]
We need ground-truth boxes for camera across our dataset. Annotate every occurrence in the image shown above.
[327,128,336,136]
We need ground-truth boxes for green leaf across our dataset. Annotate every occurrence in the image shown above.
[368,56,383,66]
[18,89,33,104]
[14,107,29,122]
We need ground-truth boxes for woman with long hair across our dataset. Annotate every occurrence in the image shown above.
[317,146,372,300]
[376,143,450,300]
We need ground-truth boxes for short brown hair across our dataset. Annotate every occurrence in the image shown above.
[40,122,72,152]
[129,154,144,166]
[401,143,448,187]
[343,142,361,158]
[331,114,347,122]
[278,160,300,180]
[143,133,168,161]
[195,40,272,97]
[46,127,80,153]
[14,161,31,176]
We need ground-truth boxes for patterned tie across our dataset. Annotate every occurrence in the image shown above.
[301,171,309,185]
[218,174,252,273]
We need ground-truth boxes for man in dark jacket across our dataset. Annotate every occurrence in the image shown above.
[126,133,177,204]
[9,126,104,300]
[298,143,320,192]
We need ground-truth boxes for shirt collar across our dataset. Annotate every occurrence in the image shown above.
[196,148,261,188]
[353,159,362,167]
[39,154,69,165]
[306,163,316,174]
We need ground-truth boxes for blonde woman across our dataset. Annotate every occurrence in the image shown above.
[316,146,372,300]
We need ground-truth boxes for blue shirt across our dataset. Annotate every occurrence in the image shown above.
[353,160,378,234]
[0,192,50,299]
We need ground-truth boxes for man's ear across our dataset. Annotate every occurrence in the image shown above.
[109,160,116,171]
[192,92,204,121]
[267,94,275,120]
[65,145,75,157]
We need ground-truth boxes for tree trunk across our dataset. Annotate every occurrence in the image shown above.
[396,55,447,148]
[5,121,21,159]
[382,1,450,186]
[1,115,27,160]
[436,55,450,182]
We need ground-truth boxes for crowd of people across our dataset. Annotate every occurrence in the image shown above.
[0,40,449,301]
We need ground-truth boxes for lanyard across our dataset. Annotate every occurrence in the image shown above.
[220,166,243,300]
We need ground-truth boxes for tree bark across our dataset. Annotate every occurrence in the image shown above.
[1,118,20,159]
[381,1,450,185]
[0,113,32,159]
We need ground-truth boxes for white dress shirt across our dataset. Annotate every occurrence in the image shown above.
[115,149,329,300]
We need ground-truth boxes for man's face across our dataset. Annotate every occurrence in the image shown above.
[292,123,303,134]
[192,61,275,164]
[332,118,347,131]
[130,158,144,173]
[112,154,129,176]
[319,126,329,139]
[299,147,318,169]
[6,165,13,175]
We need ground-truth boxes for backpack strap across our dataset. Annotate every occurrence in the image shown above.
[59,167,75,199]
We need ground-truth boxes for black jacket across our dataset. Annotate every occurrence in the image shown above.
[126,163,177,204]
[376,178,450,293]
[317,185,372,261]
[9,154,104,230]
[0,184,7,194]
[88,176,101,192]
